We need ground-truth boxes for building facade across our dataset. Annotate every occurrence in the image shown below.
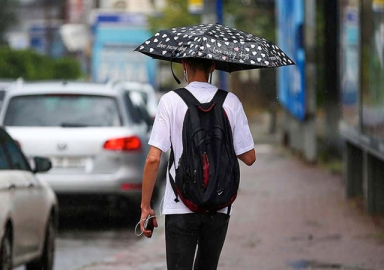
[339,0,384,214]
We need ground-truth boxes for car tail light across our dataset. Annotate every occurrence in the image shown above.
[103,136,142,151]
[121,183,142,191]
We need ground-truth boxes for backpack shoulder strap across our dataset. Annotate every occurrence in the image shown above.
[168,145,179,203]
[174,88,228,107]
[173,88,201,107]
[173,88,201,131]
[211,89,228,107]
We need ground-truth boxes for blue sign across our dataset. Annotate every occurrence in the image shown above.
[276,0,306,120]
[28,23,65,58]
[342,7,360,107]
[93,13,147,27]
[91,13,157,88]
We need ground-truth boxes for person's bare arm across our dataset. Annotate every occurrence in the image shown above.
[237,149,256,166]
[140,146,162,237]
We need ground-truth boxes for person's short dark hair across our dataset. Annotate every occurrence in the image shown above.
[183,58,214,75]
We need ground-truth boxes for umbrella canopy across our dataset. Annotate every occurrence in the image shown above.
[135,23,294,73]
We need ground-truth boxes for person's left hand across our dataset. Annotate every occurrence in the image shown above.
[140,207,158,238]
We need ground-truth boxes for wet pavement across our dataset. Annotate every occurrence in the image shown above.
[15,212,140,270]
[20,113,384,270]
[74,139,384,270]
[53,217,138,270]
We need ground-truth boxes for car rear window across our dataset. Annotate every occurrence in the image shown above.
[4,94,122,127]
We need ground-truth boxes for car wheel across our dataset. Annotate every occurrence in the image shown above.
[26,217,55,270]
[0,228,12,270]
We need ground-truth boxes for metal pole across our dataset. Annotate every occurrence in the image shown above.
[202,0,215,24]
[304,0,317,162]
[44,0,52,57]
[324,0,340,152]
[216,0,223,23]
[215,0,227,90]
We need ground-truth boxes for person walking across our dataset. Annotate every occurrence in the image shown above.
[140,57,256,270]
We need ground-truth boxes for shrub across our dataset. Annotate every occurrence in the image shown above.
[0,47,82,80]
[53,58,82,80]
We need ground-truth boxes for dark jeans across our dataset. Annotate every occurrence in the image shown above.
[165,213,230,270]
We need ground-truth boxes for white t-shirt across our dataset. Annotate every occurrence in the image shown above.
[148,81,254,215]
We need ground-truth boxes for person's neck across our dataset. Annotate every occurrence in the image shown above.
[187,71,208,83]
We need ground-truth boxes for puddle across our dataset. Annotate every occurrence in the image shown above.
[289,234,342,242]
[305,220,323,228]
[288,260,373,270]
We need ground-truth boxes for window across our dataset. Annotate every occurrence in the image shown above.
[4,141,30,171]
[4,94,122,127]
[0,130,11,170]
[340,0,360,128]
[361,0,384,141]
[0,90,5,111]
[0,144,10,170]
[124,92,146,124]
[0,130,29,171]
[0,90,5,101]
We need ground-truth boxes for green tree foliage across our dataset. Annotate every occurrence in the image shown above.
[0,47,82,80]
[148,0,201,33]
[148,0,275,41]
[147,0,277,98]
[53,58,82,80]
[147,0,202,89]
[222,1,277,113]
[224,0,276,42]
[0,0,18,44]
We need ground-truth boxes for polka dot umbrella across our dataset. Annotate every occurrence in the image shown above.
[135,23,295,73]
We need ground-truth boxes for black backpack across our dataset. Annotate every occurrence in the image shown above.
[169,88,240,213]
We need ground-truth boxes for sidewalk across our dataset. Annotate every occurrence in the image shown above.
[79,114,384,270]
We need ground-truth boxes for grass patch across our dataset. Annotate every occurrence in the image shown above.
[323,159,343,175]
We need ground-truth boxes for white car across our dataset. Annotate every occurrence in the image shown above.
[112,81,160,120]
[0,127,58,270]
[0,81,162,214]
[0,80,14,111]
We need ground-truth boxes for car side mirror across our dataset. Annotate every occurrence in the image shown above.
[33,157,52,173]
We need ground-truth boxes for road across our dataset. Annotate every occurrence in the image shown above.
[15,209,143,270]
[13,114,384,270]
[55,213,140,270]
[74,144,384,270]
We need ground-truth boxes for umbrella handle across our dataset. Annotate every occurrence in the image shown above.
[171,53,181,84]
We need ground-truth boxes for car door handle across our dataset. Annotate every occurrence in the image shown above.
[7,184,16,190]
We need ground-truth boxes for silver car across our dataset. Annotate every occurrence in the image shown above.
[0,81,156,213]
[112,81,160,120]
[0,127,58,270]
[0,80,15,111]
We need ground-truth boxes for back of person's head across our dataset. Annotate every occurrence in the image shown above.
[183,58,214,75]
